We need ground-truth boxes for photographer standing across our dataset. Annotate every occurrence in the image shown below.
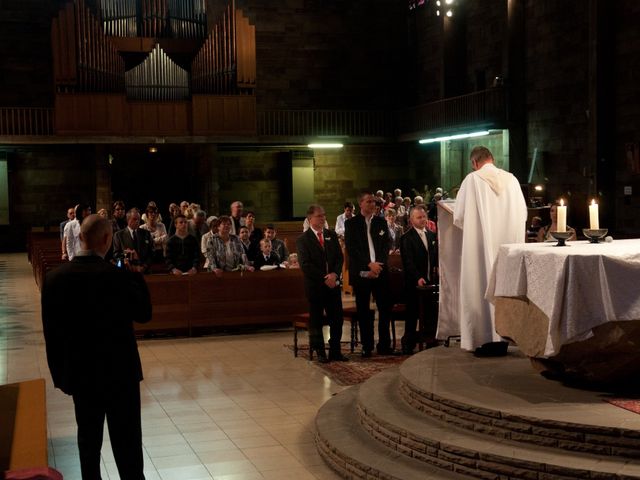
[42,214,151,480]
[113,208,153,273]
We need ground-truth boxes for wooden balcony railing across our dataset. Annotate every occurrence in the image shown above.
[257,109,394,139]
[0,108,55,136]
[396,88,507,138]
[0,88,506,140]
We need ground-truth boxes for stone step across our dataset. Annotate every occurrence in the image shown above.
[358,368,640,480]
[315,385,471,480]
[399,347,640,458]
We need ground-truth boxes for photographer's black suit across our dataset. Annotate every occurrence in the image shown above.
[345,214,392,354]
[42,254,151,480]
[296,227,344,356]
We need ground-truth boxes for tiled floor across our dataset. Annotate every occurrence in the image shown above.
[0,253,357,480]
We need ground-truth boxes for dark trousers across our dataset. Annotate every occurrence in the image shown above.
[402,285,438,350]
[72,382,144,480]
[308,285,344,354]
[353,274,392,353]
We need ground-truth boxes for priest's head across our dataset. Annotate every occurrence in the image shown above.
[470,146,494,171]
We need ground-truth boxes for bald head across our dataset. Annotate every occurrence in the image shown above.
[79,214,113,257]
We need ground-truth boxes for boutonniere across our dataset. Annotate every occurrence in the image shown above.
[378,230,386,236]
[324,236,331,241]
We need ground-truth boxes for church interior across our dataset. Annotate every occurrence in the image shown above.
[2,0,640,479]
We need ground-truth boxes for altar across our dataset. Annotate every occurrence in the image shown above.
[487,239,640,383]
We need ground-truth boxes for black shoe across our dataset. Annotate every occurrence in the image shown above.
[361,350,372,358]
[316,352,330,363]
[376,347,396,356]
[329,352,349,362]
[473,341,509,358]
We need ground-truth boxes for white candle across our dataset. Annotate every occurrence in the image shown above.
[557,199,567,233]
[589,199,599,230]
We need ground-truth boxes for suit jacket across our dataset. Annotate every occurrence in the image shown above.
[253,251,281,270]
[271,238,289,262]
[113,227,153,271]
[296,228,343,300]
[345,214,391,281]
[41,255,152,395]
[400,227,438,288]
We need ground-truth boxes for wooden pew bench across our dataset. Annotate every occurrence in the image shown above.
[0,379,57,478]
[141,268,308,335]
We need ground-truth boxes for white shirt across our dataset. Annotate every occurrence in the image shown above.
[63,219,81,260]
[365,216,376,263]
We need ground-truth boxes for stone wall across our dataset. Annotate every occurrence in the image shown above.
[237,0,407,110]
[612,0,640,233]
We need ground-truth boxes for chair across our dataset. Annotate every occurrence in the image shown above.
[388,267,408,350]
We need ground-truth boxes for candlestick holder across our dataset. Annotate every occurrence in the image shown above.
[582,228,608,243]
[549,231,571,247]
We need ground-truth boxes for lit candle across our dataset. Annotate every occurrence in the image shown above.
[589,199,599,230]
[557,199,567,233]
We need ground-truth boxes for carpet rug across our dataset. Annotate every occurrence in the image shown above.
[604,398,640,415]
[286,344,407,386]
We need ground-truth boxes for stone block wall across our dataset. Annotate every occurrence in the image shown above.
[236,0,406,111]
[525,0,591,225]
[612,0,640,233]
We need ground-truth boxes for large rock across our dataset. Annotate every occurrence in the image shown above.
[495,296,640,385]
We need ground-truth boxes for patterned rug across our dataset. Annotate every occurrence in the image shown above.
[604,398,640,415]
[286,344,407,386]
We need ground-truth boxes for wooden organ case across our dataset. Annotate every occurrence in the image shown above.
[51,0,256,137]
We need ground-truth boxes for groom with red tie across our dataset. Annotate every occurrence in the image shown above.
[296,204,348,363]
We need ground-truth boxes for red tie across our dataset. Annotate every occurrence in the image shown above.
[317,231,324,247]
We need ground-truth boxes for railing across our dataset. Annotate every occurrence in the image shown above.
[0,89,507,139]
[258,109,393,138]
[0,108,55,136]
[396,87,507,136]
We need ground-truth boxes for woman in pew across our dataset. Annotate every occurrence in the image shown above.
[204,215,254,276]
[139,205,168,264]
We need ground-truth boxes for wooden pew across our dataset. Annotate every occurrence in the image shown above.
[0,379,49,475]
[141,268,307,335]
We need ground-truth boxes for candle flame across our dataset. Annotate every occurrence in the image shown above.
[560,199,564,206]
[591,199,596,205]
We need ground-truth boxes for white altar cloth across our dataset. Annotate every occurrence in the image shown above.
[487,239,640,357]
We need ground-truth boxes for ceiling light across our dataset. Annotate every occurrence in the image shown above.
[148,147,158,153]
[418,130,491,144]
[307,143,344,149]
[446,9,453,16]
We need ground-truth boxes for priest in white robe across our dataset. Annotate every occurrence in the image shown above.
[453,146,527,356]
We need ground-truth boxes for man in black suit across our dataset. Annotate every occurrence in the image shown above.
[345,191,393,356]
[400,205,438,354]
[41,214,151,480]
[113,208,153,273]
[296,204,348,362]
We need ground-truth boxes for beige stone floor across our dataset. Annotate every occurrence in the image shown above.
[0,253,366,480]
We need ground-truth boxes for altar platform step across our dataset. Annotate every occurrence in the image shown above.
[315,385,470,480]
[399,347,640,458]
[316,347,640,480]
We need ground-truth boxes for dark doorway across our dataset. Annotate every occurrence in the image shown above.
[108,144,198,216]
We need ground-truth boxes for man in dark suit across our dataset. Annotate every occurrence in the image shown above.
[296,204,348,362]
[41,214,151,480]
[345,191,393,356]
[113,208,153,273]
[400,205,438,354]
